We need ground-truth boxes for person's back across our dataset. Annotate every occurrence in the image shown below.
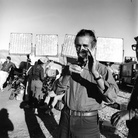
[30,59,45,112]
[31,62,44,81]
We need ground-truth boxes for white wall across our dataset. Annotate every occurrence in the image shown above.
[0,0,137,58]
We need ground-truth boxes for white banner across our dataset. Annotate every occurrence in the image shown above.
[35,34,58,56]
[96,37,124,63]
[9,33,32,55]
[61,34,77,58]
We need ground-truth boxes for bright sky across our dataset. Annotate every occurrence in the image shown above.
[0,0,137,58]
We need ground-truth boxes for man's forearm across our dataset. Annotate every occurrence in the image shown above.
[92,71,105,90]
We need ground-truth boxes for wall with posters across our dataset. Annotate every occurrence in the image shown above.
[61,34,124,63]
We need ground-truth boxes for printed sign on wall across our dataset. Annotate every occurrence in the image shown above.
[35,34,58,56]
[9,33,32,55]
[96,37,124,63]
[61,34,77,58]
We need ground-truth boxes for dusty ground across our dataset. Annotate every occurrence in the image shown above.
[0,85,132,138]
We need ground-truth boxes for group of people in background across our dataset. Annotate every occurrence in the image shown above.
[0,29,138,138]
[0,54,61,115]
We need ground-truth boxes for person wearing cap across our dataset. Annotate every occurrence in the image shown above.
[28,58,45,112]
[111,36,138,137]
[0,56,16,91]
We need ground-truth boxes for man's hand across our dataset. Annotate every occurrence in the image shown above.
[87,48,97,74]
[69,64,83,74]
[111,110,130,126]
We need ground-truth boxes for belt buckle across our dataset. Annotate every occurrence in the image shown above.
[70,110,77,116]
[70,110,82,116]
[69,110,73,116]
[75,111,80,116]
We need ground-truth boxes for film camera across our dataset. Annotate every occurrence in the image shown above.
[77,49,91,67]
[62,49,92,75]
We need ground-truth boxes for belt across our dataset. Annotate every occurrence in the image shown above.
[32,78,40,81]
[69,109,98,117]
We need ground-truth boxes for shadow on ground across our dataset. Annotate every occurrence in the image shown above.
[0,108,14,138]
[20,102,59,138]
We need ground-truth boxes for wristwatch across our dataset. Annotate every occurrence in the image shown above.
[94,75,102,81]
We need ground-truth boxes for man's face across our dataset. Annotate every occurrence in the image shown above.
[75,35,95,56]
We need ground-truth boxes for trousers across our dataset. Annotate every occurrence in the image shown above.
[31,79,43,100]
[58,107,100,138]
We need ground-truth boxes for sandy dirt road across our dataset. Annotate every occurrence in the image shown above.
[0,85,132,138]
[0,86,61,138]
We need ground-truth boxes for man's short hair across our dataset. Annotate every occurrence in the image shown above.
[74,29,97,47]
[7,56,11,60]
